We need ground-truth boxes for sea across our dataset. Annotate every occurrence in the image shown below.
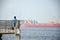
[1,27,60,40]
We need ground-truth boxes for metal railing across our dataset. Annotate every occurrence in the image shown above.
[0,20,20,29]
[0,20,12,29]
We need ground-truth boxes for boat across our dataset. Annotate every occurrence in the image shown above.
[21,23,60,27]
[21,17,60,27]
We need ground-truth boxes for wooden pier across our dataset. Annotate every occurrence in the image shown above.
[0,20,21,40]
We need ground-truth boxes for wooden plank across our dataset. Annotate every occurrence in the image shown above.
[0,29,15,34]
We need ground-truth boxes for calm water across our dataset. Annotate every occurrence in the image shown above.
[2,27,60,40]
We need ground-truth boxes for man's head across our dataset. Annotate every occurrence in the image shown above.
[14,16,16,18]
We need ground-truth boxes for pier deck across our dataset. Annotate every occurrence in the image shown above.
[0,20,20,40]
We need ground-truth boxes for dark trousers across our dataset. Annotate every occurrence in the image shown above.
[12,24,16,30]
[14,23,16,27]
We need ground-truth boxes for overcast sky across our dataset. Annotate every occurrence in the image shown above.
[0,0,60,23]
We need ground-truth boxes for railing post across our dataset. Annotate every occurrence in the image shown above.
[14,27,20,40]
[14,20,21,40]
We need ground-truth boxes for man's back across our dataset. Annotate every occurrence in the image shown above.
[13,18,17,25]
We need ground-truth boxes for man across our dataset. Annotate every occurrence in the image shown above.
[12,16,17,30]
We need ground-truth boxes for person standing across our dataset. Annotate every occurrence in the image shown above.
[12,16,17,30]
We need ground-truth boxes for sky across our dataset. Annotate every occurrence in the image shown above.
[0,0,60,23]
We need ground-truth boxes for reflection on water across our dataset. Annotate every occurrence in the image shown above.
[2,27,60,40]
